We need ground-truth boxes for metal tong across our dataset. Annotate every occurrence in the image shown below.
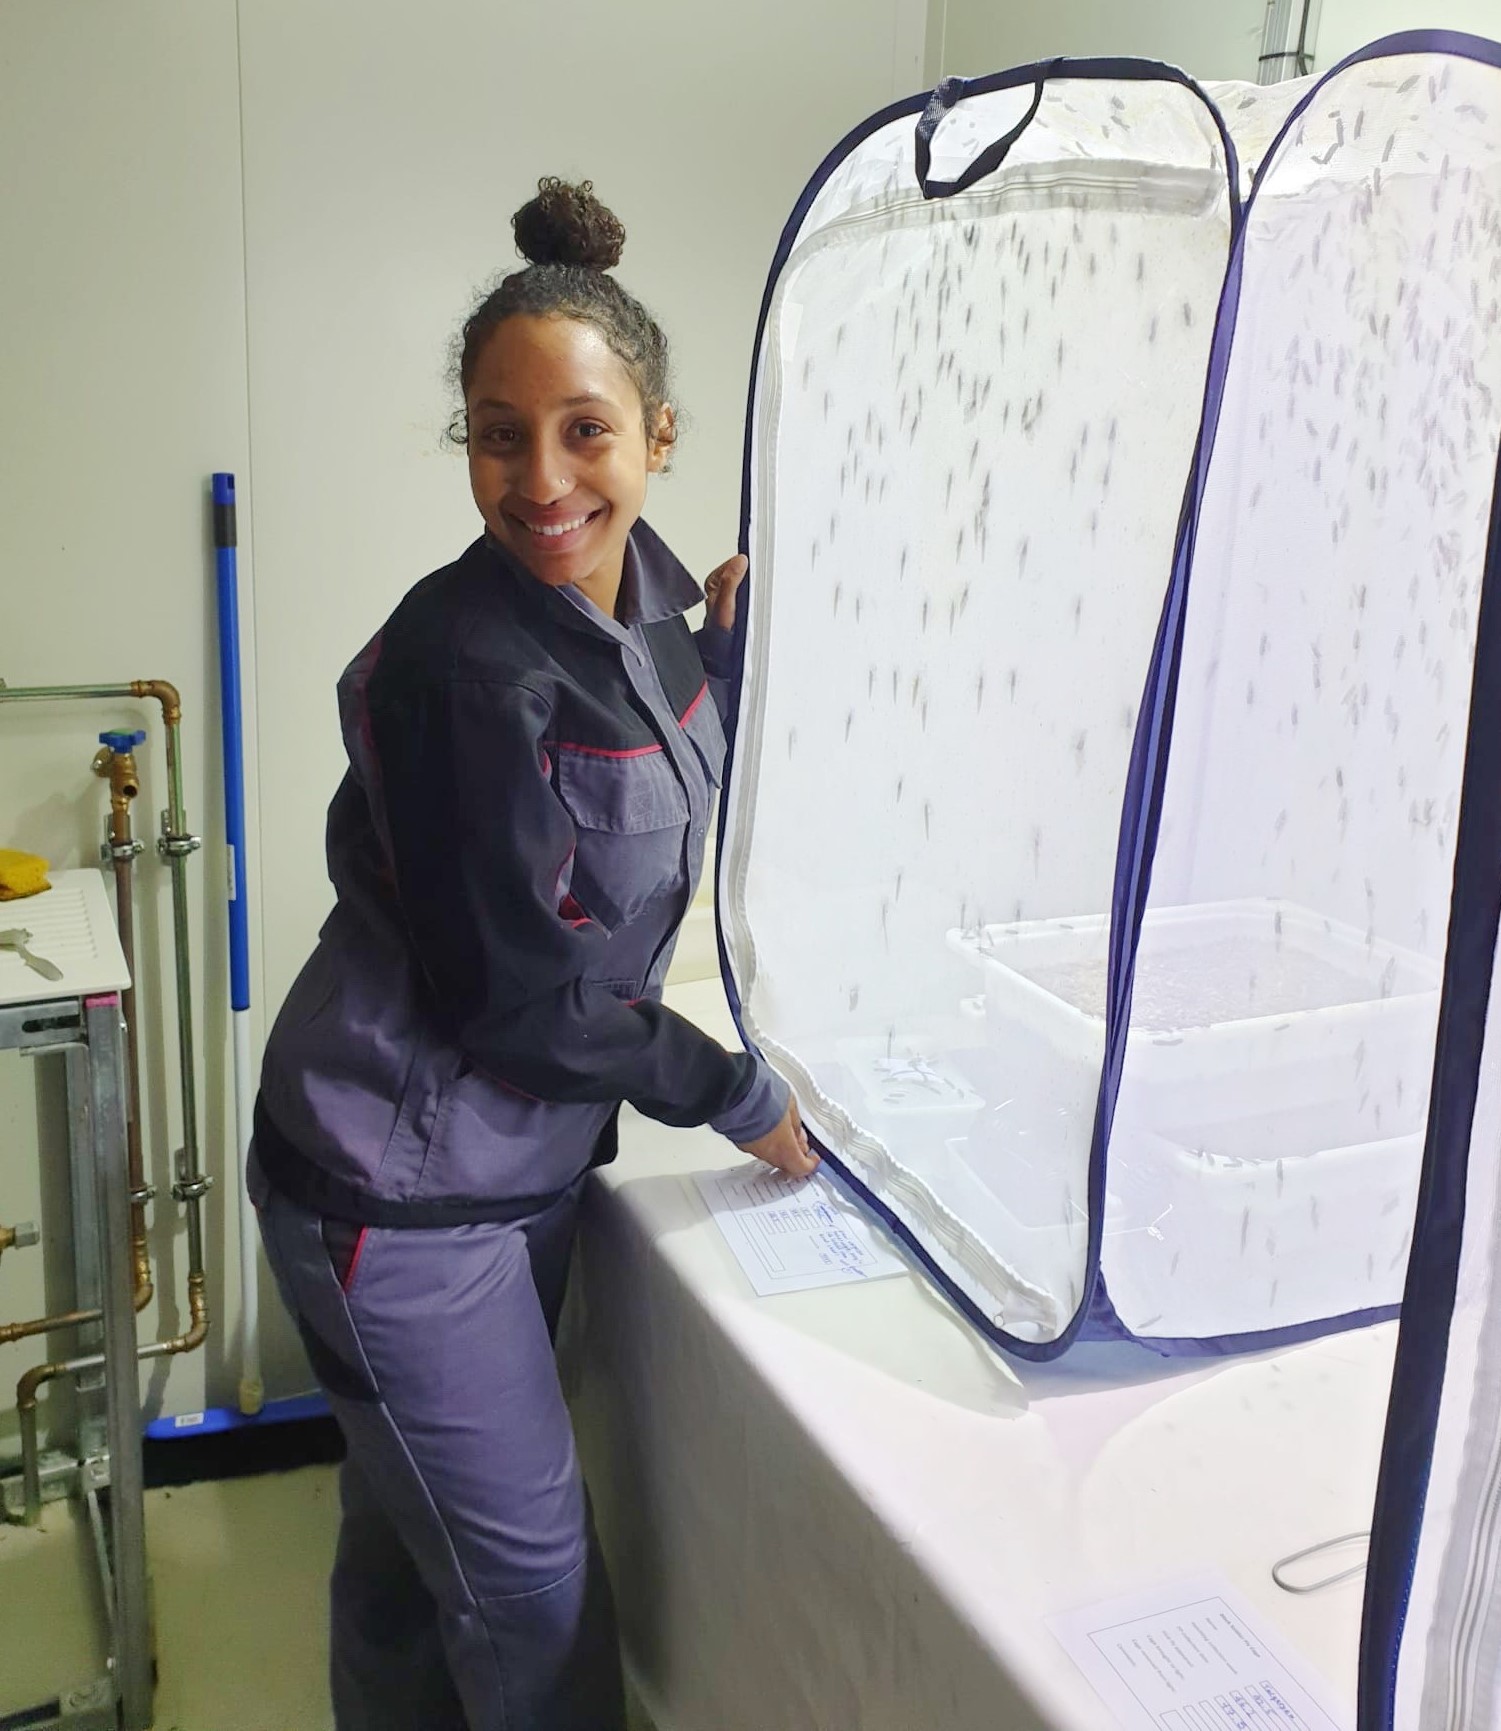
[0,927,63,981]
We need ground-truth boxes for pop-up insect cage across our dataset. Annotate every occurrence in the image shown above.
[717,33,1501,1720]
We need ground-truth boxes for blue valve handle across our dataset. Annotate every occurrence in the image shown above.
[99,729,147,753]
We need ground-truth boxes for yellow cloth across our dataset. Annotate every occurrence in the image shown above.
[0,850,51,901]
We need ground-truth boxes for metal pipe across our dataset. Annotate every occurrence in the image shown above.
[0,680,213,1532]
[150,688,212,1280]
[93,738,152,1310]
[0,683,152,708]
[84,1485,116,1640]
[0,679,210,1288]
[0,1307,101,1348]
[16,1272,207,1524]
[1,1085,108,1357]
[17,1399,42,1528]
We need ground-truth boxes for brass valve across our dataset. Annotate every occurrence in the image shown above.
[0,1221,40,1260]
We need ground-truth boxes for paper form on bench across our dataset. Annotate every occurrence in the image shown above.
[1049,1572,1349,1731]
[694,1163,907,1296]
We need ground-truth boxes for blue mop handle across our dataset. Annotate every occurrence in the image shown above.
[212,472,250,1013]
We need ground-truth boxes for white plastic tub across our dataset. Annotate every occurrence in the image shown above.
[948,897,1441,1162]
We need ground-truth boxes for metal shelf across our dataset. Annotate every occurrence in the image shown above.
[1,870,151,1730]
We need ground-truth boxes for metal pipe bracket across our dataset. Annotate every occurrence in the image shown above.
[171,1170,213,1204]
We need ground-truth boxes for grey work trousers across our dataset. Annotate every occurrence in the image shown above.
[250,1150,624,1731]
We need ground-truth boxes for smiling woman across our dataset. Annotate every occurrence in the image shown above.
[246,175,813,1731]
[452,180,680,615]
[464,315,673,616]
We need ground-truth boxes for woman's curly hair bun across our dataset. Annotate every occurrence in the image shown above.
[452,176,674,455]
[512,178,626,271]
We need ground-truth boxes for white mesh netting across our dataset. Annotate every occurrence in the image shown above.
[720,45,1501,1352]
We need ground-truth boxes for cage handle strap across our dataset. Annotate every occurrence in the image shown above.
[915,74,1047,200]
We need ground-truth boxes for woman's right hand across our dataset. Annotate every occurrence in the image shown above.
[738,1096,819,1179]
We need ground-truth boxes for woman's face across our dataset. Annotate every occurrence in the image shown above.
[466,314,671,611]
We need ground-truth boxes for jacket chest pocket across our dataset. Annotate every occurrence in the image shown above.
[556,748,689,931]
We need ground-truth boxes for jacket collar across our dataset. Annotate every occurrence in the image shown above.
[481,519,701,645]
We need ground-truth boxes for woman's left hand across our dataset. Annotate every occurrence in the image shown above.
[703,555,748,632]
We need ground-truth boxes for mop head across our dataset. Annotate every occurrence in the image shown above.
[0,850,50,901]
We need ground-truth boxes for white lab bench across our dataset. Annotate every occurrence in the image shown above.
[568,976,1390,1731]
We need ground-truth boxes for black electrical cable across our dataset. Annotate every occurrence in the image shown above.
[1293,0,1314,76]
[1256,0,1316,78]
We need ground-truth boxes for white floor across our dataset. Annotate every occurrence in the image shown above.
[1,1464,657,1730]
